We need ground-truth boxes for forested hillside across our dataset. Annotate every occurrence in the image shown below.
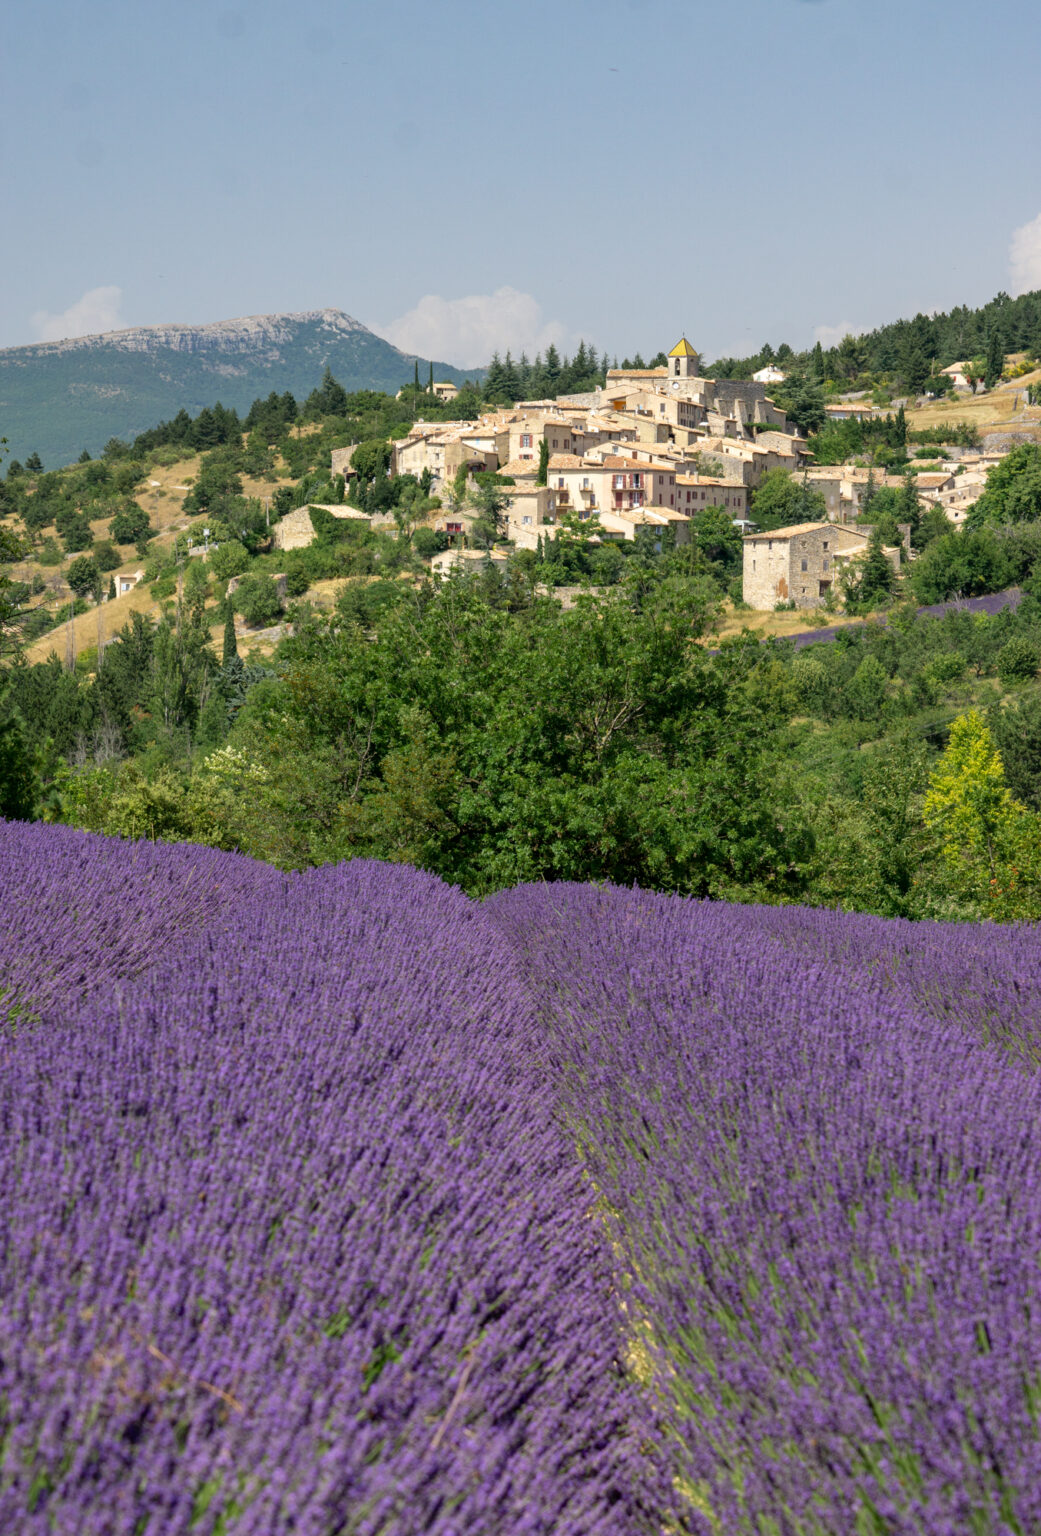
[708,286,1041,395]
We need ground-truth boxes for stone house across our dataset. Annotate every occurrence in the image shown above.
[547,453,683,522]
[675,475,748,518]
[272,504,370,551]
[742,521,898,610]
[503,485,556,549]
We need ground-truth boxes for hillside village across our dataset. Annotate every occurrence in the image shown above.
[3,319,1041,677]
[310,336,1037,611]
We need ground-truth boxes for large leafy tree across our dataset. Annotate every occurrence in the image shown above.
[216,584,806,896]
[751,469,827,531]
[967,444,1041,527]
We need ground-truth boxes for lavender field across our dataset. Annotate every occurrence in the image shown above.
[3,821,1041,1533]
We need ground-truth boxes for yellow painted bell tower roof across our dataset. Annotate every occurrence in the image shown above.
[668,337,698,358]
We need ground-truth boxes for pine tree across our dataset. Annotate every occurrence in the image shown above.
[428,362,434,393]
[811,341,825,378]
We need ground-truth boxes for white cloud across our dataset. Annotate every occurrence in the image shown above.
[813,321,860,349]
[381,286,566,368]
[31,284,125,342]
[1010,212,1041,296]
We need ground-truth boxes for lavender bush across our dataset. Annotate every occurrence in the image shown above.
[0,825,670,1534]
[5,818,1041,1533]
[488,882,1041,1532]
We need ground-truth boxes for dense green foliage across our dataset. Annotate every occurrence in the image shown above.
[5,544,1041,921]
[707,287,1041,395]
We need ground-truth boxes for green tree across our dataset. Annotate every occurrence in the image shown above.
[897,467,922,546]
[751,469,828,531]
[846,653,888,717]
[222,605,239,666]
[996,636,1039,685]
[841,533,895,613]
[209,540,250,581]
[923,709,1037,915]
[968,443,1041,527]
[536,437,550,486]
[985,330,1005,391]
[110,503,153,545]
[992,693,1041,808]
[233,573,284,628]
[66,555,101,599]
[908,529,1013,603]
[0,687,37,820]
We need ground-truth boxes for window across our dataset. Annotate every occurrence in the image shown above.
[522,515,532,524]
[800,558,808,572]
[633,474,641,487]
[822,540,829,550]
[823,558,830,571]
[520,433,532,448]
[557,478,564,488]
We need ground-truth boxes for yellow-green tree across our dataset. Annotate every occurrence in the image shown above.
[924,710,1041,918]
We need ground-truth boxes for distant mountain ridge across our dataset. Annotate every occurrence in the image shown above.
[0,309,477,467]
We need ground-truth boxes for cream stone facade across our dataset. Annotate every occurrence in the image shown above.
[743,522,897,610]
[675,476,748,517]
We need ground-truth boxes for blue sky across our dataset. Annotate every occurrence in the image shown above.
[2,0,1040,365]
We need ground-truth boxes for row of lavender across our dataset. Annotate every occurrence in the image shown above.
[0,823,671,1535]
[6,819,1041,1532]
[487,883,1041,1532]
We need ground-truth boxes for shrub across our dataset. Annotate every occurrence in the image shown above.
[36,537,63,567]
[284,566,311,598]
[93,539,122,573]
[925,650,966,683]
[412,526,448,559]
[997,637,1040,685]
[209,540,250,580]
[233,572,284,628]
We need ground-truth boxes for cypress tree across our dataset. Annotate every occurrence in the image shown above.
[985,330,1005,391]
[222,605,239,667]
[536,438,550,486]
